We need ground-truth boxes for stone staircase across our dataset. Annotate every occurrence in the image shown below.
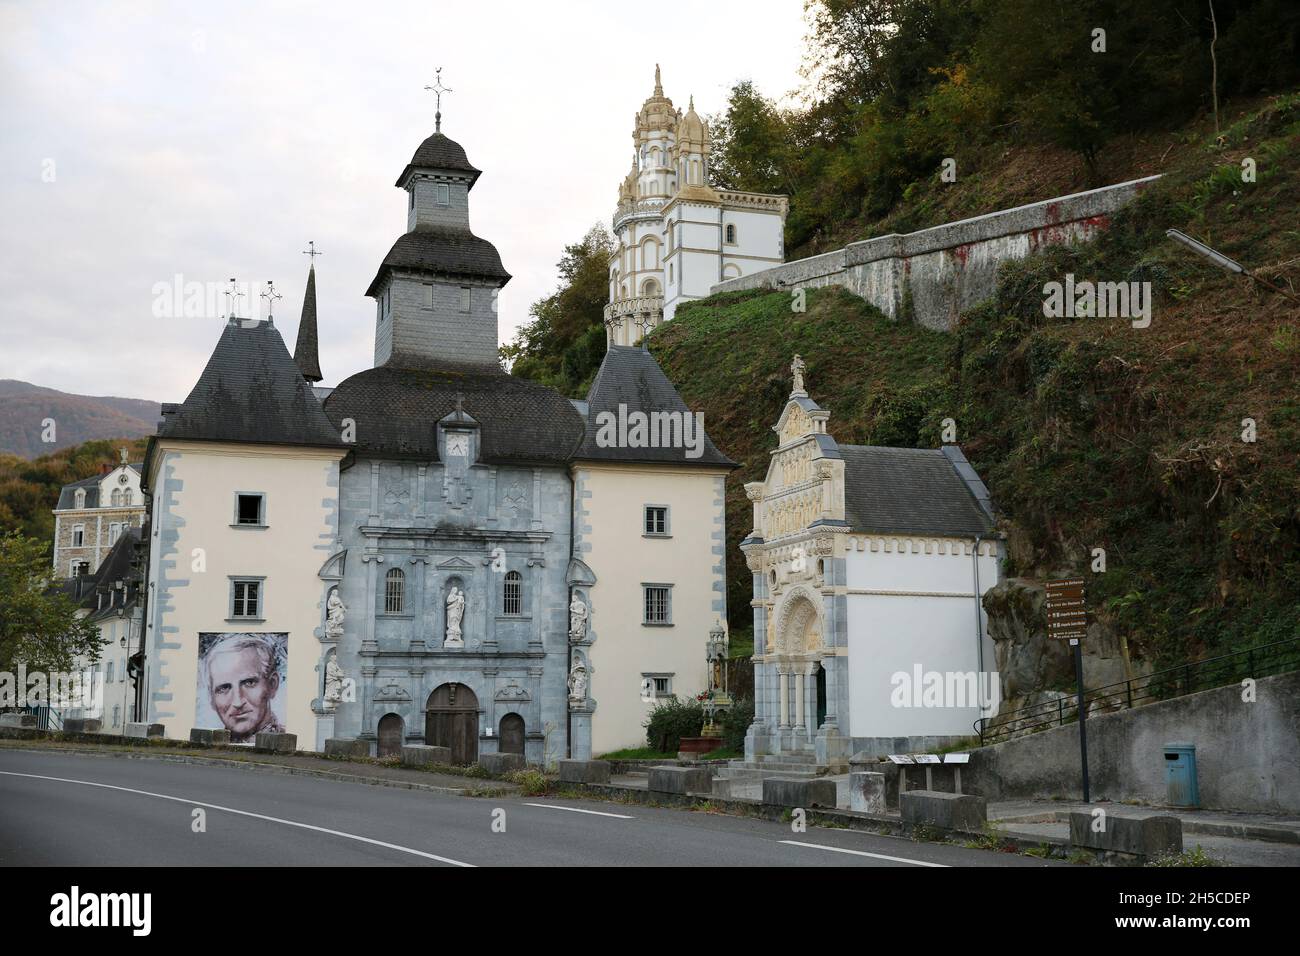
[711,747,838,800]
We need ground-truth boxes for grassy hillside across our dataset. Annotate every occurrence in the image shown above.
[650,94,1300,672]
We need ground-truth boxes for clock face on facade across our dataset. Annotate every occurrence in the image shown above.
[445,434,469,458]
[118,473,129,484]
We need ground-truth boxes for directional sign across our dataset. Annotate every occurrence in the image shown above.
[1047,578,1086,640]
[1046,578,1085,590]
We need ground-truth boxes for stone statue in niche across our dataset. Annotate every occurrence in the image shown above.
[445,585,466,647]
[323,650,346,710]
[567,658,589,703]
[568,594,588,642]
[325,589,347,639]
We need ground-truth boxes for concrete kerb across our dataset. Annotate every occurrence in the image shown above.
[995,807,1300,846]
[569,780,1070,859]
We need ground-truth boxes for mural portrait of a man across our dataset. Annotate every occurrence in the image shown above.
[196,633,288,743]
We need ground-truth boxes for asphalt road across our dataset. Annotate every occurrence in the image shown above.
[0,749,1061,867]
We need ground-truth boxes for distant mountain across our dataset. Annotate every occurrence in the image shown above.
[0,380,159,458]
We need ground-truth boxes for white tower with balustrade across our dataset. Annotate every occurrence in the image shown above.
[605,66,788,348]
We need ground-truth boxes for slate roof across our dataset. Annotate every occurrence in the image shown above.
[293,264,322,383]
[56,465,142,510]
[155,319,346,450]
[323,360,586,465]
[395,132,482,188]
[839,445,995,536]
[573,346,735,468]
[365,227,511,297]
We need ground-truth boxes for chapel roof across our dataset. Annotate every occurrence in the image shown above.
[395,131,482,188]
[323,360,586,465]
[573,346,735,468]
[364,227,510,297]
[839,444,995,537]
[154,319,346,450]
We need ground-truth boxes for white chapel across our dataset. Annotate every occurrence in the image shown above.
[604,66,788,346]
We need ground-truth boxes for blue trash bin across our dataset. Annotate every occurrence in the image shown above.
[1164,742,1199,807]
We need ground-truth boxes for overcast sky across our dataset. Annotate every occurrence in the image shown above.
[0,0,810,401]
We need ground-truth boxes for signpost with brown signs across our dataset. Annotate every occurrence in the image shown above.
[1047,577,1091,802]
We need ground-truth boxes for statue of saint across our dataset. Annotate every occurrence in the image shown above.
[445,586,465,645]
[325,589,347,638]
[323,652,345,709]
[568,595,588,642]
[791,354,807,395]
[568,660,588,703]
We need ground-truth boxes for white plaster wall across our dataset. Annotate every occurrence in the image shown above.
[577,463,726,755]
[147,443,343,749]
[844,539,999,740]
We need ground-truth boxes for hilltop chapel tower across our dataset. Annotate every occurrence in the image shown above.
[604,65,789,346]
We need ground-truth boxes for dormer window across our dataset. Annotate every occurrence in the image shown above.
[74,489,86,509]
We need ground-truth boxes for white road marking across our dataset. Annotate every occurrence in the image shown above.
[779,839,948,867]
[523,802,634,819]
[0,770,474,867]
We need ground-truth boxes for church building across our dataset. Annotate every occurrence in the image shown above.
[740,358,1001,768]
[138,103,730,765]
[605,67,788,346]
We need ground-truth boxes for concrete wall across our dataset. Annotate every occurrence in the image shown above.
[963,671,1300,813]
[712,176,1159,330]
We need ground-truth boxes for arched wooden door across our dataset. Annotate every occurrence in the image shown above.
[425,683,478,765]
[499,713,525,755]
[377,713,404,757]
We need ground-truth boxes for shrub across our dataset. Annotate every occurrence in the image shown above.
[643,696,704,752]
[720,697,754,753]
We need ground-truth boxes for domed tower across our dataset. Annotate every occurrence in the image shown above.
[673,96,717,200]
[605,66,677,348]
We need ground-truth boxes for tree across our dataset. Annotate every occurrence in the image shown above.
[0,531,102,674]
[502,224,615,397]
[709,81,797,197]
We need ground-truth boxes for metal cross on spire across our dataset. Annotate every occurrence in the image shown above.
[261,280,282,320]
[302,240,322,263]
[225,278,245,318]
[424,67,452,132]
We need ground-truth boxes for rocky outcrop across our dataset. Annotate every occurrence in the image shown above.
[982,578,1149,733]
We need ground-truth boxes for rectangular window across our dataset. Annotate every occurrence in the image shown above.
[109,523,122,544]
[409,190,415,210]
[460,287,472,313]
[72,560,90,578]
[425,283,435,308]
[644,505,668,536]
[436,183,450,206]
[642,673,674,698]
[231,580,261,619]
[235,493,264,526]
[643,584,672,625]
[106,661,114,683]
[72,526,84,547]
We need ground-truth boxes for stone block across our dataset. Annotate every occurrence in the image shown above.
[0,714,37,728]
[762,776,837,808]
[254,732,296,754]
[1069,812,1182,863]
[324,738,370,758]
[648,765,714,795]
[61,718,102,734]
[558,759,611,784]
[850,771,887,814]
[479,752,525,775]
[900,789,987,832]
[124,722,165,739]
[189,728,231,745]
[401,744,451,767]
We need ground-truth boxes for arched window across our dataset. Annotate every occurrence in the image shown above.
[725,224,737,244]
[74,489,86,508]
[123,490,133,506]
[385,567,405,614]
[503,571,522,616]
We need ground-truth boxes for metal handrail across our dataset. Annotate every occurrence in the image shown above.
[974,636,1300,746]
